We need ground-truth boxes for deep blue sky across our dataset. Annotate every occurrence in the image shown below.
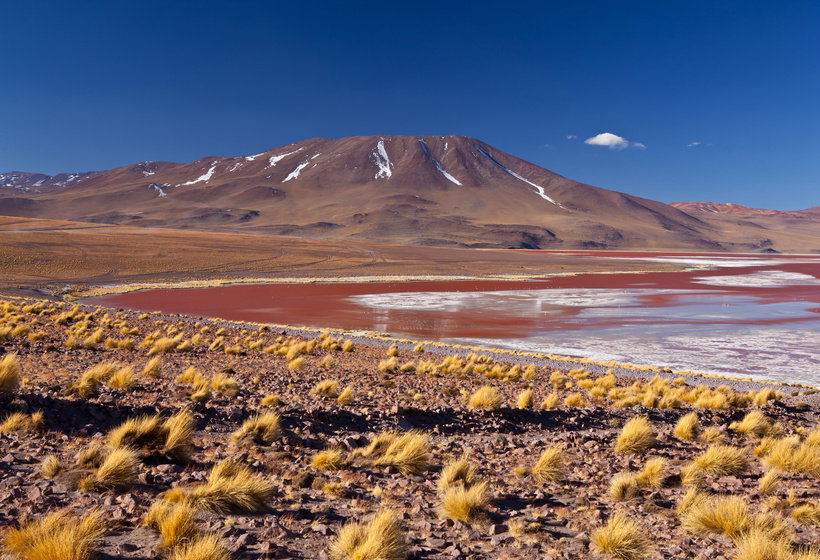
[2,1,818,210]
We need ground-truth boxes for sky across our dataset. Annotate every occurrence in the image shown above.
[1,1,818,210]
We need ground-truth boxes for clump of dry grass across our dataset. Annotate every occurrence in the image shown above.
[564,392,585,408]
[336,386,354,406]
[3,509,107,560]
[615,417,657,454]
[80,447,140,492]
[674,412,699,441]
[168,533,231,560]
[517,388,534,409]
[468,386,501,410]
[609,472,640,501]
[438,457,479,493]
[329,509,407,560]
[143,501,200,550]
[107,366,136,391]
[40,455,64,479]
[636,457,667,489]
[730,410,784,440]
[210,372,240,394]
[761,437,820,478]
[541,392,559,410]
[108,410,194,463]
[679,492,790,543]
[165,462,274,513]
[759,469,781,496]
[361,431,429,476]
[313,379,339,399]
[693,444,749,476]
[590,513,652,560]
[230,411,280,446]
[0,353,21,393]
[312,449,345,471]
[141,356,162,378]
[438,480,490,522]
[530,447,565,484]
[0,411,43,434]
[67,362,119,398]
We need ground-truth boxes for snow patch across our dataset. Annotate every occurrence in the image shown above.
[148,183,169,197]
[178,162,219,186]
[419,140,461,186]
[267,148,303,168]
[245,151,267,161]
[475,145,562,207]
[282,161,310,182]
[226,162,243,173]
[372,139,392,179]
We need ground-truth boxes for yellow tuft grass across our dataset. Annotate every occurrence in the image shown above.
[313,379,339,398]
[590,513,652,560]
[0,411,43,434]
[329,509,407,560]
[141,357,162,378]
[166,462,274,513]
[615,417,657,454]
[468,386,501,410]
[759,469,781,496]
[168,533,231,560]
[312,449,345,471]
[517,388,534,409]
[437,480,490,522]
[730,410,783,440]
[438,457,479,493]
[230,411,281,446]
[531,447,564,484]
[372,431,430,476]
[210,372,239,394]
[674,412,699,441]
[108,410,194,463]
[40,455,64,479]
[143,501,200,550]
[336,386,354,406]
[540,392,559,410]
[0,353,21,393]
[635,457,666,489]
[107,366,136,391]
[80,447,140,492]
[3,509,107,560]
[761,437,820,477]
[609,472,640,501]
[693,444,749,476]
[564,392,585,408]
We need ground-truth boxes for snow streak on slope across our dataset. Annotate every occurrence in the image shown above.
[282,161,310,182]
[373,139,392,179]
[475,145,562,207]
[267,148,303,168]
[419,140,461,185]
[245,151,266,161]
[178,162,218,186]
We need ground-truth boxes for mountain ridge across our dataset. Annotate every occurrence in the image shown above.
[1,135,817,252]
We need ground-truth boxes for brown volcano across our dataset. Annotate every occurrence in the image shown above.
[1,135,818,251]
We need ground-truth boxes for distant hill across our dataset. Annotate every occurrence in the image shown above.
[2,135,818,251]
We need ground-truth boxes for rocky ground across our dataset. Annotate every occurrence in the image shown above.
[0,296,819,560]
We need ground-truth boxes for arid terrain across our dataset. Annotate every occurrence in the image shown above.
[1,296,820,560]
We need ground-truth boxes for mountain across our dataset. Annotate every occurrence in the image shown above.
[1,135,817,251]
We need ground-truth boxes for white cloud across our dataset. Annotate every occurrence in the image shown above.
[584,132,643,150]
[687,141,701,147]
[566,134,577,140]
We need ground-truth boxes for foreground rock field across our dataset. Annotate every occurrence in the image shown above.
[1,296,819,560]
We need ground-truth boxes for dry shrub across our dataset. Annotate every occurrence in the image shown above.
[40,455,64,479]
[231,411,280,446]
[763,438,820,477]
[210,372,240,394]
[143,501,199,549]
[759,469,781,496]
[590,513,652,560]
[329,509,407,560]
[319,355,334,369]
[288,356,305,372]
[468,386,501,410]
[166,462,274,513]
[142,357,162,378]
[337,386,354,406]
[541,393,559,410]
[730,410,783,440]
[107,366,136,391]
[378,357,398,373]
[438,457,479,493]
[531,447,564,484]
[753,388,780,406]
[693,444,749,476]
[0,353,21,393]
[312,449,345,471]
[674,412,699,441]
[438,480,489,522]
[635,457,666,489]
[387,344,399,357]
[0,411,43,434]
[80,447,140,492]
[168,533,231,560]
[680,493,789,543]
[261,394,283,407]
[615,417,657,454]
[792,503,820,526]
[517,388,534,409]
[731,529,794,560]
[3,509,107,560]
[313,379,339,399]
[609,472,640,501]
[148,335,183,356]
[371,431,430,475]
[108,410,194,463]
[564,392,585,408]
[700,426,726,444]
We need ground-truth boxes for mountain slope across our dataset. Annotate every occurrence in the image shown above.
[1,135,816,251]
